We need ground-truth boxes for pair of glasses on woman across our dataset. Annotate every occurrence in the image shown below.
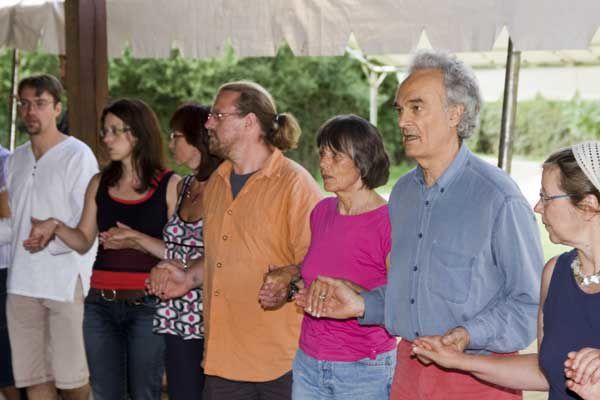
[98,126,131,138]
[538,191,570,205]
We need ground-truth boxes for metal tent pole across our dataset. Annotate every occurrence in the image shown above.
[498,38,521,173]
[8,48,19,151]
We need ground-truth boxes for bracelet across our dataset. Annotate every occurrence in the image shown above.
[286,275,302,302]
[181,259,189,271]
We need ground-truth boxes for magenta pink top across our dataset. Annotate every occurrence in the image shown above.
[299,197,396,361]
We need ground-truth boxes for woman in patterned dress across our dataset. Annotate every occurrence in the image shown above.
[102,103,221,399]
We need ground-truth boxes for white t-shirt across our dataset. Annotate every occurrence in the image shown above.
[1,136,98,301]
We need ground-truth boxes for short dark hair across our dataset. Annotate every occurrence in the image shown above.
[100,98,166,193]
[316,114,390,189]
[18,74,63,104]
[544,147,600,209]
[170,103,223,181]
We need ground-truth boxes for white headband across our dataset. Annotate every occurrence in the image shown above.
[572,141,600,193]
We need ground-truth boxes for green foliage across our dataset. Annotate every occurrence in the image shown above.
[473,95,600,158]
[106,45,371,173]
[2,46,600,173]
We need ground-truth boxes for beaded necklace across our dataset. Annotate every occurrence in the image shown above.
[571,256,600,286]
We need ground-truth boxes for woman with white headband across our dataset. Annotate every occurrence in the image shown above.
[411,141,600,400]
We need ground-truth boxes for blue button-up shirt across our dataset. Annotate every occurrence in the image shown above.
[361,144,543,353]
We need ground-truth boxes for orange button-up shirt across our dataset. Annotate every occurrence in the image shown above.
[202,149,321,382]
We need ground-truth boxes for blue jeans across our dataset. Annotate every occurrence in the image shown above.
[83,294,165,400]
[292,347,396,400]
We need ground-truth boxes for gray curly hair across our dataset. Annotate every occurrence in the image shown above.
[407,50,482,139]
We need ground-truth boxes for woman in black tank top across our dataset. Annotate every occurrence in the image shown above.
[27,98,179,400]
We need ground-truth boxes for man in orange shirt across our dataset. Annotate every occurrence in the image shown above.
[150,81,321,399]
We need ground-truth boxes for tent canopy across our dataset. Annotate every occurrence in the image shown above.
[1,0,599,59]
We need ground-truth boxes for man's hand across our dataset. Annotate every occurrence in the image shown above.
[565,348,600,386]
[442,326,470,352]
[145,260,189,300]
[413,326,470,365]
[298,276,365,319]
[23,217,59,252]
[258,264,297,310]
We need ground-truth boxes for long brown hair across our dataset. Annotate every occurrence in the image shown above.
[101,98,166,192]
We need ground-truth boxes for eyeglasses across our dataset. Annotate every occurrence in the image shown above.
[15,98,54,111]
[207,111,242,122]
[538,191,571,204]
[99,126,131,138]
[169,132,185,141]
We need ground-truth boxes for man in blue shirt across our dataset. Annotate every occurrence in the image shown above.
[303,50,543,399]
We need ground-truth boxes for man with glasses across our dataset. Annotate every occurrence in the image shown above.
[152,81,321,400]
[0,74,98,400]
[305,51,543,400]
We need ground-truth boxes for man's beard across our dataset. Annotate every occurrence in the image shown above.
[21,120,41,136]
[209,137,229,159]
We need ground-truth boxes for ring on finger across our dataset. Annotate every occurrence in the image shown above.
[318,293,326,301]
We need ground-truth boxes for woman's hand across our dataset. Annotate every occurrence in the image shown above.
[145,259,189,300]
[411,335,466,369]
[565,348,600,386]
[99,222,141,250]
[567,377,600,400]
[299,276,365,319]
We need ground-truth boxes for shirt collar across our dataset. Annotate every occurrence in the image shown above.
[216,147,284,180]
[413,143,471,190]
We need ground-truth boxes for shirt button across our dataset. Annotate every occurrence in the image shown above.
[413,266,418,271]
[222,235,228,241]
[227,209,233,215]
[216,262,223,268]
[415,332,419,337]
[410,299,415,304]
[214,290,221,296]
[425,201,430,206]
[440,188,445,193]
[418,233,423,238]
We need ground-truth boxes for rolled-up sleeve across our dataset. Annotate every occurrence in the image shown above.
[462,198,543,352]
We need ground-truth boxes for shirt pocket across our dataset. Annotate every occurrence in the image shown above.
[427,242,474,304]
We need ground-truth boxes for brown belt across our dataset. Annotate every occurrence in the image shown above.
[88,288,148,302]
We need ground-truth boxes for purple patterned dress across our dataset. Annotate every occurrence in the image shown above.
[153,175,204,339]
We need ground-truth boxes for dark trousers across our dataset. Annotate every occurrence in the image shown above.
[165,335,205,400]
[203,371,292,400]
[83,295,165,400]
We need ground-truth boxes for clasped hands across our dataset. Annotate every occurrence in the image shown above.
[564,348,600,399]
[145,259,189,300]
[259,271,366,318]
[23,217,60,252]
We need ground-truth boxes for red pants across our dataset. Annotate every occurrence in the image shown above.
[391,340,522,400]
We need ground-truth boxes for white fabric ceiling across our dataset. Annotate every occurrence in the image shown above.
[0,0,599,59]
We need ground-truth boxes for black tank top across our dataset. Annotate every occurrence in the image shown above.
[92,170,173,275]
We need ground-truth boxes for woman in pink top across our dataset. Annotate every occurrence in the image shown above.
[293,115,396,399]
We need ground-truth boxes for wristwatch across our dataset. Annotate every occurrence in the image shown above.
[287,275,302,302]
